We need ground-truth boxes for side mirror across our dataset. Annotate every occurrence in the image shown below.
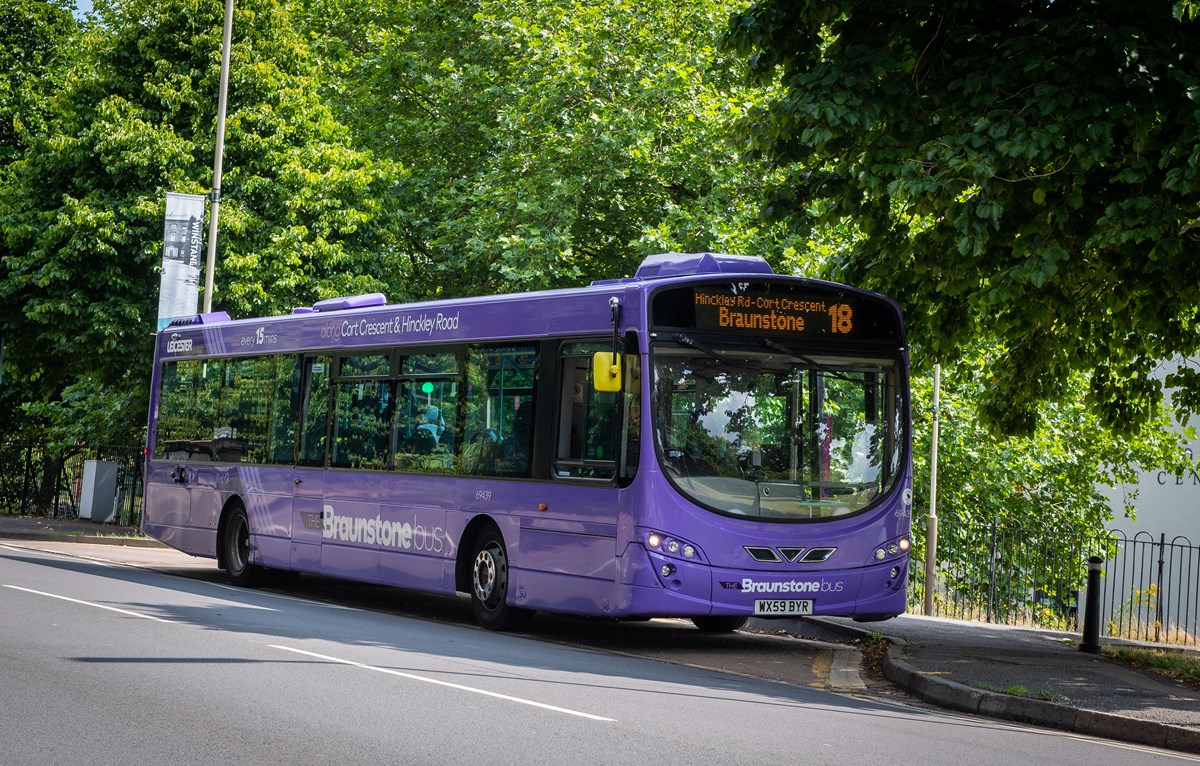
[592,352,622,393]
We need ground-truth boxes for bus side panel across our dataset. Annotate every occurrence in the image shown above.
[512,569,620,616]
[179,466,295,570]
[517,523,617,579]
[318,468,450,590]
[187,466,223,533]
[376,504,452,594]
[235,467,295,570]
[319,498,382,582]
[291,468,325,573]
[143,462,194,553]
[505,485,621,615]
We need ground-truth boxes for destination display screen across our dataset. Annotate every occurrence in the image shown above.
[652,283,902,342]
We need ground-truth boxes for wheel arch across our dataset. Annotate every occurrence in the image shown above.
[215,495,247,571]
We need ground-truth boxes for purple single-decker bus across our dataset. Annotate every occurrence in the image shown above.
[143,252,912,631]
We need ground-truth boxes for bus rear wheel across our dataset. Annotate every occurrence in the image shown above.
[691,616,748,633]
[223,502,262,587]
[471,527,532,631]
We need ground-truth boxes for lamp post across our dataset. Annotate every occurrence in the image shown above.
[202,0,234,315]
[923,363,941,615]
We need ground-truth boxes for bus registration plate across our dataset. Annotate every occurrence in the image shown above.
[753,599,813,616]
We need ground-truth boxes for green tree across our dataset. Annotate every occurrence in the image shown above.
[0,0,76,165]
[726,0,1200,434]
[907,357,1186,620]
[301,0,804,297]
[0,0,399,474]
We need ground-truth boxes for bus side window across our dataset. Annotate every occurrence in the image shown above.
[221,356,280,463]
[298,356,331,466]
[554,341,618,480]
[269,355,301,464]
[331,379,391,470]
[394,350,460,473]
[461,345,537,477]
[330,354,392,470]
[395,378,459,473]
[156,359,212,461]
[619,351,640,483]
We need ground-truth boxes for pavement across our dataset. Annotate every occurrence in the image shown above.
[3,514,1199,754]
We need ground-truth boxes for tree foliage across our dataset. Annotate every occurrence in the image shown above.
[911,358,1186,536]
[0,0,75,165]
[300,0,801,297]
[0,0,398,441]
[726,0,1200,435]
[0,0,1190,554]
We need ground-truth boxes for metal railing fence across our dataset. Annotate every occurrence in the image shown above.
[911,518,1199,647]
[0,444,144,526]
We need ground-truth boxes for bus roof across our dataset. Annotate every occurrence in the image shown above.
[155,252,899,359]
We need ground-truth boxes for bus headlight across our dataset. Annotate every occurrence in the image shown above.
[642,530,704,563]
[874,536,912,564]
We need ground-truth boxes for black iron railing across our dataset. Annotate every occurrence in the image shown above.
[911,518,1199,647]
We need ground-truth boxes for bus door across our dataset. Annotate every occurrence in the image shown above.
[291,355,331,573]
[151,358,221,553]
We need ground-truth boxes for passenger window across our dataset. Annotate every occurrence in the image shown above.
[394,350,460,473]
[331,378,392,469]
[298,356,331,466]
[555,341,619,480]
[394,379,459,473]
[156,359,214,461]
[462,346,538,477]
[268,355,301,464]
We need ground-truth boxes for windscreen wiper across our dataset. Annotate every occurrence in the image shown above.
[673,333,764,370]
[758,338,861,383]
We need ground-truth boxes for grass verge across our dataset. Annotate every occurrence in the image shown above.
[1102,645,1200,692]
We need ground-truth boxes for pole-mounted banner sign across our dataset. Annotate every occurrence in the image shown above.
[157,192,206,330]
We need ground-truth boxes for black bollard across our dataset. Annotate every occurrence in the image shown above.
[1079,555,1104,654]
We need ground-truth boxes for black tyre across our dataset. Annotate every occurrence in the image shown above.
[691,615,749,633]
[223,502,262,587]
[470,527,532,631]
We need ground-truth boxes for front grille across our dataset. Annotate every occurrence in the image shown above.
[744,546,781,563]
[801,547,836,563]
[776,547,806,563]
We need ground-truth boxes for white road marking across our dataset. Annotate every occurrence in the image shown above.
[270,644,617,722]
[2,584,175,623]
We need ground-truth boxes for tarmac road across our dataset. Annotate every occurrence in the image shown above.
[2,516,1198,755]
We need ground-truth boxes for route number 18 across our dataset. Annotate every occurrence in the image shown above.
[828,304,853,334]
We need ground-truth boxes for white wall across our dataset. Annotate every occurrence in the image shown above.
[1104,358,1200,546]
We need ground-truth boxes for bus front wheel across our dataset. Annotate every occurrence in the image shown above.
[470,527,532,631]
[223,502,262,587]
